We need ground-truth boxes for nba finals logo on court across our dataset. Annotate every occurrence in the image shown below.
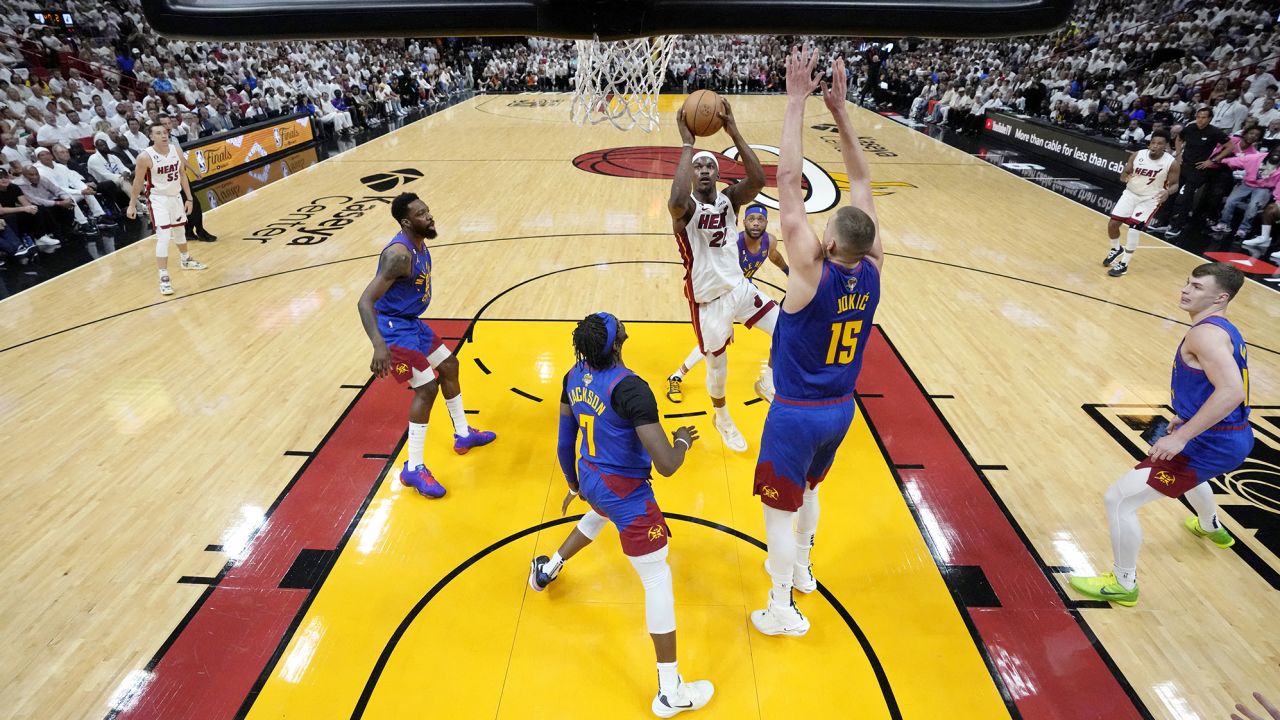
[573,145,915,214]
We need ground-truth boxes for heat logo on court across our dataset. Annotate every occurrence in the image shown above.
[572,145,915,214]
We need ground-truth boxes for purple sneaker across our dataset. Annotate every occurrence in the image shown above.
[453,427,497,455]
[399,462,445,498]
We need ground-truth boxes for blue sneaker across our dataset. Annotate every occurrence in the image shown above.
[528,555,560,591]
[399,462,445,498]
[453,427,497,455]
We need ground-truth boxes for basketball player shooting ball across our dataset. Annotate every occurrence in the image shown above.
[751,48,883,636]
[668,93,772,452]
[667,203,788,404]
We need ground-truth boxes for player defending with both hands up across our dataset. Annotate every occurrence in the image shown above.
[751,49,884,637]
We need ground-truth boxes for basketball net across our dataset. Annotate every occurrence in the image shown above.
[570,36,675,132]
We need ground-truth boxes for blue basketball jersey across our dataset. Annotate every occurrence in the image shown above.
[773,259,881,401]
[1171,316,1250,426]
[737,231,773,280]
[565,363,652,477]
[373,231,432,319]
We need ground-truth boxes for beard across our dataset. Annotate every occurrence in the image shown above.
[423,225,438,239]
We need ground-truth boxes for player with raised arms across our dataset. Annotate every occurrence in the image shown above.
[750,48,884,636]
[668,97,772,451]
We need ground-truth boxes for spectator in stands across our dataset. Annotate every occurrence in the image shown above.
[122,117,149,152]
[1162,108,1228,239]
[16,164,74,244]
[1252,96,1279,130]
[1212,89,1250,133]
[63,110,94,148]
[1120,119,1148,145]
[87,134,133,210]
[1213,144,1280,242]
[35,145,108,229]
[0,168,49,250]
[1,133,30,166]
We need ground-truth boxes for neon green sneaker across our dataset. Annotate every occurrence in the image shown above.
[1183,516,1235,549]
[1068,573,1139,607]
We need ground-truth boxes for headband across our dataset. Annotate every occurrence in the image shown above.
[691,150,719,170]
[594,312,618,354]
[745,205,767,219]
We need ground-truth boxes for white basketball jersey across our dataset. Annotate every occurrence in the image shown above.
[676,192,742,303]
[1125,149,1174,197]
[144,144,184,197]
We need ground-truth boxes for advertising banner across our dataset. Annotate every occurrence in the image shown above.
[193,147,320,212]
[983,112,1129,180]
[183,114,315,183]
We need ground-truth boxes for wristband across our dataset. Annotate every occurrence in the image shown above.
[675,438,690,450]
[682,143,693,149]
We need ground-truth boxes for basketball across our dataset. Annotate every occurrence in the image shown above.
[681,90,724,137]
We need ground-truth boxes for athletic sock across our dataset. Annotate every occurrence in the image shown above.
[543,551,564,576]
[158,269,168,279]
[1113,565,1137,590]
[1120,228,1140,264]
[794,531,813,568]
[444,394,469,436]
[180,252,191,263]
[408,421,427,468]
[1110,237,1121,251]
[714,405,731,423]
[656,661,680,697]
[1261,225,1273,241]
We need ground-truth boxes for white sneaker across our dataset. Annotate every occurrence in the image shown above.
[180,257,208,270]
[34,234,60,248]
[159,277,174,295]
[652,679,714,718]
[750,598,810,636]
[1242,235,1271,248]
[753,373,775,403]
[763,559,817,594]
[1271,251,1280,263]
[713,414,747,452]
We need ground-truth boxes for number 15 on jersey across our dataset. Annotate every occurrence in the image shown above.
[825,320,864,365]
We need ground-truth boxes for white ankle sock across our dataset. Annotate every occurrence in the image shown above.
[714,405,730,423]
[544,551,564,576]
[1110,238,1121,251]
[408,422,427,468]
[444,394,469,436]
[656,661,680,696]
[1113,565,1137,590]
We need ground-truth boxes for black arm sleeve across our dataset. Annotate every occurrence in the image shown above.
[610,376,660,426]
[560,373,569,405]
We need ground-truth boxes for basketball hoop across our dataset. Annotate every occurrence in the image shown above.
[570,36,675,132]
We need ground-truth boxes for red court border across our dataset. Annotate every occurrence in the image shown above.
[112,320,1146,720]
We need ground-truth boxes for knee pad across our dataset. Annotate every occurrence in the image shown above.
[629,546,675,634]
[155,233,170,258]
[577,510,606,540]
[705,351,727,398]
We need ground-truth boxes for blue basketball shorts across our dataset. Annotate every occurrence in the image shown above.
[578,460,670,556]
[754,394,857,511]
[377,313,446,386]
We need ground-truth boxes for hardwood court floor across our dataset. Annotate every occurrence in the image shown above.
[0,94,1276,720]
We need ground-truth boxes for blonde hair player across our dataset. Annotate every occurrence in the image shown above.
[667,202,788,403]
[1069,262,1253,606]
[668,98,771,452]
[750,48,884,636]
[125,122,207,295]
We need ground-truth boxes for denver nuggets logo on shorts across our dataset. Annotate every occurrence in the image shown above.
[762,486,780,500]
[395,362,410,375]
[1154,470,1176,486]
[647,526,664,542]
